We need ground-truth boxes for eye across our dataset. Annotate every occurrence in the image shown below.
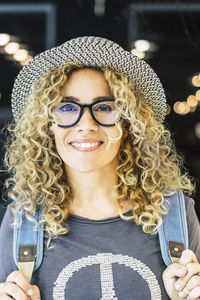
[94,103,114,112]
[59,104,79,112]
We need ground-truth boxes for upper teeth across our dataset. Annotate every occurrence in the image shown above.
[71,142,100,148]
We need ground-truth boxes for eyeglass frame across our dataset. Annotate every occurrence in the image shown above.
[52,98,122,128]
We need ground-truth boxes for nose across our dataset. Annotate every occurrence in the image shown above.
[75,108,98,132]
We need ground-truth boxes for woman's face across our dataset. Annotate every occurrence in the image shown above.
[53,68,122,173]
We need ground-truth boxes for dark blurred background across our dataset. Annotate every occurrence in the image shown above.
[0,0,200,223]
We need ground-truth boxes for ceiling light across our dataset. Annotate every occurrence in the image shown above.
[20,55,33,66]
[173,102,190,115]
[4,42,20,54]
[13,49,28,61]
[134,40,151,52]
[192,74,200,87]
[179,102,190,114]
[173,102,180,113]
[130,49,145,59]
[196,90,200,101]
[0,33,10,46]
[187,95,198,107]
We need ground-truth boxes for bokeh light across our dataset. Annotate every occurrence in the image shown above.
[196,90,200,101]
[4,42,20,54]
[173,101,190,115]
[187,95,198,107]
[192,74,200,87]
[20,55,33,66]
[13,49,28,61]
[130,48,145,59]
[134,40,151,52]
[0,33,10,46]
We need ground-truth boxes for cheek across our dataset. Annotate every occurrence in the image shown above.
[105,125,123,157]
[53,128,69,155]
[105,132,122,157]
[104,124,123,143]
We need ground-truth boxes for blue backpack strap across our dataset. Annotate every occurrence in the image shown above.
[158,190,188,266]
[13,206,44,272]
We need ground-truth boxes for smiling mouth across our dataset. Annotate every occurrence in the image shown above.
[69,141,103,151]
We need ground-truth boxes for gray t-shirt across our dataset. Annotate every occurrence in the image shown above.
[0,196,200,300]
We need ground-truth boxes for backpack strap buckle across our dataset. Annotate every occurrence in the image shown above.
[169,241,184,263]
[19,245,36,262]
[18,245,36,282]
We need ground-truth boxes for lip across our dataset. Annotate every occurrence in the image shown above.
[69,139,104,152]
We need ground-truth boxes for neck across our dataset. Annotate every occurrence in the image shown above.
[66,162,132,219]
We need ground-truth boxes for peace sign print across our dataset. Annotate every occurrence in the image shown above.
[53,253,161,299]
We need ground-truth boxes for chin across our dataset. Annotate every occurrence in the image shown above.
[65,163,101,173]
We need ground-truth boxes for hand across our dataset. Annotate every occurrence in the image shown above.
[163,249,200,299]
[0,270,41,300]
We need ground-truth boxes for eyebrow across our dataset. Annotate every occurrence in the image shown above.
[62,96,114,103]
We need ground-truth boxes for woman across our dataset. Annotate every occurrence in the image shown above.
[0,36,200,299]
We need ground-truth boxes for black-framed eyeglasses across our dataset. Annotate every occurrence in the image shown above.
[52,98,121,128]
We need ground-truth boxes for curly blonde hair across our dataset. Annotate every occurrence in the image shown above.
[4,62,194,242]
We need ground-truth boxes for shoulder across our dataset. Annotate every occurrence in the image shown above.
[182,193,199,227]
[183,194,200,260]
[184,194,195,210]
[0,202,15,253]
[163,190,200,260]
[0,202,17,281]
[164,190,195,214]
[0,201,15,228]
[166,190,199,231]
[183,194,199,225]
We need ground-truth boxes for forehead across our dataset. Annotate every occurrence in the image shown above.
[62,68,113,100]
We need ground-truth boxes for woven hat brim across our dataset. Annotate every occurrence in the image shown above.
[11,36,167,122]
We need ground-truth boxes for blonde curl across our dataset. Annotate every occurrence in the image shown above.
[4,63,194,245]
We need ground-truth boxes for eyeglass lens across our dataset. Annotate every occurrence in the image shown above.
[52,100,120,127]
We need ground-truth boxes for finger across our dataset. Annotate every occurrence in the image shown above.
[179,250,198,266]
[0,294,11,300]
[186,275,200,292]
[162,263,187,297]
[175,263,200,292]
[6,271,31,296]
[187,285,200,300]
[178,274,200,299]
[163,263,186,281]
[28,285,41,300]
[6,271,41,299]
[0,282,30,300]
